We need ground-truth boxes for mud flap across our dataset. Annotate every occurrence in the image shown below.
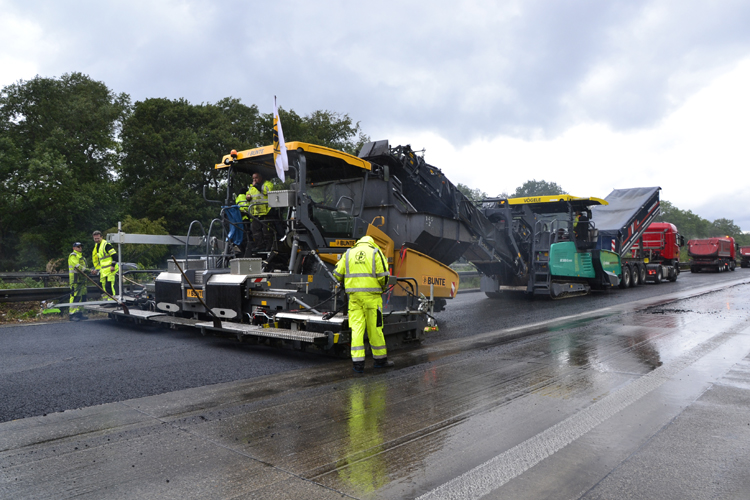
[602,270,619,287]
[550,282,590,299]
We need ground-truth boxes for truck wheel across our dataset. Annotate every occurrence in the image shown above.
[668,267,678,282]
[485,291,503,299]
[631,266,640,286]
[638,264,647,284]
[730,261,736,271]
[619,265,632,289]
[690,266,698,273]
[654,266,663,284]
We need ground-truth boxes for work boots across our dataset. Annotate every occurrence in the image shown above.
[69,312,89,321]
[352,361,365,374]
[373,358,395,369]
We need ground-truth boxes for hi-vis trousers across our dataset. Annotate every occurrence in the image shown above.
[347,293,387,362]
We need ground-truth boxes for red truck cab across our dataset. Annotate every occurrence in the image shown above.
[634,222,681,261]
[630,222,684,283]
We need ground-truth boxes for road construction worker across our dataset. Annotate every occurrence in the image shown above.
[68,242,89,321]
[248,172,276,253]
[91,230,119,299]
[574,210,589,243]
[333,236,394,373]
[235,191,251,255]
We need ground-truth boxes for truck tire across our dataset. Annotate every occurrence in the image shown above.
[690,266,699,273]
[485,291,503,299]
[631,265,640,286]
[654,266,663,284]
[638,264,647,284]
[730,261,736,271]
[619,265,631,289]
[668,266,677,282]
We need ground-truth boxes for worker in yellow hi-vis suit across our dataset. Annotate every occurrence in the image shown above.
[333,236,393,373]
[68,242,89,321]
[91,230,119,299]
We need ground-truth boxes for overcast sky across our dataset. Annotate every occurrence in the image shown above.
[2,0,750,229]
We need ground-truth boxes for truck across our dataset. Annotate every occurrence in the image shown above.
[740,246,750,268]
[688,237,736,272]
[630,222,685,283]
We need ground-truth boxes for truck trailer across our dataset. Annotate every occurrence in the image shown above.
[688,237,736,272]
[740,246,750,268]
[590,187,683,286]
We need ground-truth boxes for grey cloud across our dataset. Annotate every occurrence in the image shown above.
[7,0,750,143]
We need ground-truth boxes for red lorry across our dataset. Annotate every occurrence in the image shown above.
[688,237,736,272]
[740,246,750,268]
[630,222,684,283]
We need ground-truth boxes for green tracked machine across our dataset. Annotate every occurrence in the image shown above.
[479,194,620,299]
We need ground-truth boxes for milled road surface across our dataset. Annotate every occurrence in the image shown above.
[1,270,750,499]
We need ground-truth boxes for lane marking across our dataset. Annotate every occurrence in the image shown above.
[418,327,748,500]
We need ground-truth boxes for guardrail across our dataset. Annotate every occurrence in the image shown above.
[0,269,161,284]
[0,286,102,303]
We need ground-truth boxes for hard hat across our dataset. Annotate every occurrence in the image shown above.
[72,242,82,248]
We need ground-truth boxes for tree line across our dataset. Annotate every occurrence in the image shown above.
[1,74,745,272]
[0,73,368,271]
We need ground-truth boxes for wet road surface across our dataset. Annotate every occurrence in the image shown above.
[2,272,750,498]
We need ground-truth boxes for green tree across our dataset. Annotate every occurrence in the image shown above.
[456,183,488,203]
[511,179,566,198]
[104,216,171,269]
[656,200,712,240]
[118,97,263,235]
[119,99,370,236]
[267,108,369,155]
[709,218,742,238]
[0,73,130,270]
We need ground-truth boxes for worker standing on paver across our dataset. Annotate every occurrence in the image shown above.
[248,172,275,253]
[68,242,89,321]
[235,190,251,255]
[91,230,119,299]
[333,236,394,373]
